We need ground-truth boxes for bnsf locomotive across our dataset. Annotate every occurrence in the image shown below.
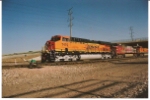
[41,35,148,62]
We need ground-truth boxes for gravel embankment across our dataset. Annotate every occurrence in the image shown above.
[2,57,148,98]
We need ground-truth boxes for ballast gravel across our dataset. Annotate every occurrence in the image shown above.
[2,57,148,98]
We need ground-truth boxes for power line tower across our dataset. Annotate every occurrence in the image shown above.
[67,7,74,40]
[129,26,134,41]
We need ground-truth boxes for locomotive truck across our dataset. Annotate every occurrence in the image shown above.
[41,35,148,62]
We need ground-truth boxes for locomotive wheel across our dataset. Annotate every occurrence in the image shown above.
[69,59,73,61]
[143,54,144,56]
[48,58,52,62]
[41,56,46,63]
[123,54,125,58]
[140,53,144,57]
[133,54,138,57]
[77,55,81,60]
[41,58,46,63]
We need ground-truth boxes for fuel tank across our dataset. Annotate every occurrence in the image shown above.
[80,54,111,60]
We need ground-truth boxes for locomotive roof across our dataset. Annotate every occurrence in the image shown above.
[53,35,113,45]
[71,36,112,45]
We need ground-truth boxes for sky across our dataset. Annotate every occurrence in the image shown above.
[2,0,148,54]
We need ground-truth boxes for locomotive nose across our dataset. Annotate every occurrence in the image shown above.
[46,41,55,51]
[49,41,55,50]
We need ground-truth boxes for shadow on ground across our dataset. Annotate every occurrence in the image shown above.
[3,78,147,98]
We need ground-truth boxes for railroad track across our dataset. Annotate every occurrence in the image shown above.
[2,56,148,69]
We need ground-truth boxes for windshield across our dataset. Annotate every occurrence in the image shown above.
[51,36,60,41]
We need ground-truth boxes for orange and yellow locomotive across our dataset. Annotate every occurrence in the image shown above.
[41,35,112,62]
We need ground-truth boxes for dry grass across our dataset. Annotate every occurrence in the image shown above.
[2,53,41,63]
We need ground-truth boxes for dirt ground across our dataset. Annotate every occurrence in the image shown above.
[2,57,148,98]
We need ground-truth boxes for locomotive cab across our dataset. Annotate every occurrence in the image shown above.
[45,35,61,51]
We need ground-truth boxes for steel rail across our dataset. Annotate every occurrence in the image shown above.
[2,56,148,69]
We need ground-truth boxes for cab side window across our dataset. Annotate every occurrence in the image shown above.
[51,36,60,41]
[55,37,60,41]
[62,37,69,42]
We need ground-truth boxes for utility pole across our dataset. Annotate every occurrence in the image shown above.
[129,26,134,41]
[68,7,74,40]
